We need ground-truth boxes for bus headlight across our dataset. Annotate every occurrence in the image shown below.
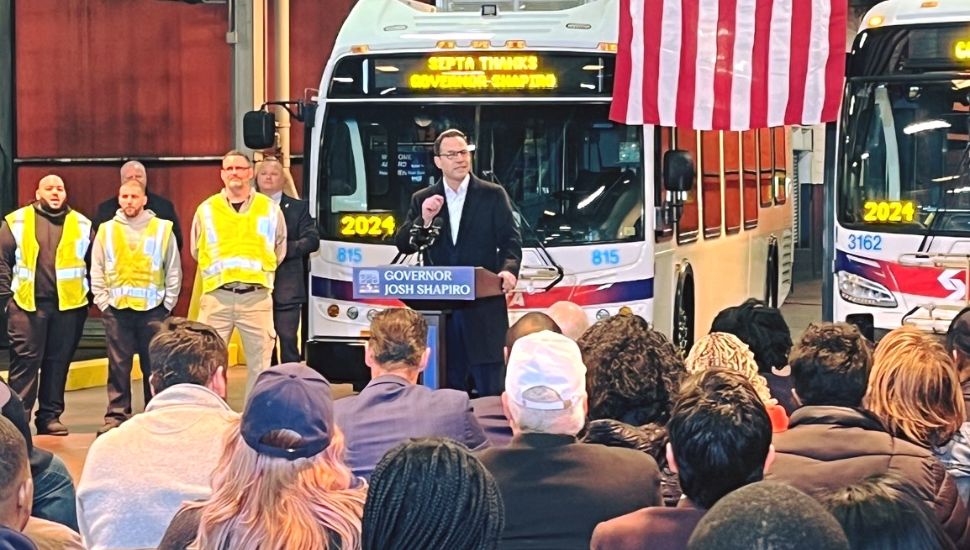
[837,271,897,308]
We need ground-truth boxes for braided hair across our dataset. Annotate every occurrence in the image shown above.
[362,438,505,550]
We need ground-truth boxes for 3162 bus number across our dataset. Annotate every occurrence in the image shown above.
[862,200,916,223]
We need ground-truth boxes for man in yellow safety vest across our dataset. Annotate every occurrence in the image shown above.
[91,176,182,436]
[0,175,91,435]
[191,150,286,393]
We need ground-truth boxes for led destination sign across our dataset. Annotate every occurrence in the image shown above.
[329,52,614,98]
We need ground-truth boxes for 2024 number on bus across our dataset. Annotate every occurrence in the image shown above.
[339,213,396,238]
[862,200,916,223]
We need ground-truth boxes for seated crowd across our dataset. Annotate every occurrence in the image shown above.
[4,300,970,549]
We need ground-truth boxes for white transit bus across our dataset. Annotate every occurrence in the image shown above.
[294,0,794,372]
[828,0,970,338]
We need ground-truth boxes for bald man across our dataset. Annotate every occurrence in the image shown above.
[548,301,591,341]
[0,175,92,436]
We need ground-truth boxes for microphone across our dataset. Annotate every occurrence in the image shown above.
[410,216,445,249]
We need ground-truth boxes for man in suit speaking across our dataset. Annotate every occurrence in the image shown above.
[395,129,522,396]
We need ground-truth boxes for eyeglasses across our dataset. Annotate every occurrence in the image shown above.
[437,148,474,160]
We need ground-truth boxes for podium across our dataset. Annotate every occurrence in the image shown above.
[353,265,504,389]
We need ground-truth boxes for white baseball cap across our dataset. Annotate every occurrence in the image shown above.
[506,330,587,410]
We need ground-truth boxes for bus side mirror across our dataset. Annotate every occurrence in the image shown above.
[662,149,695,224]
[243,111,277,150]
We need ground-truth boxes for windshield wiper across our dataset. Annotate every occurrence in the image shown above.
[919,140,970,252]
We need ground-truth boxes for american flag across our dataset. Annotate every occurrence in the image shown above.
[610,0,848,130]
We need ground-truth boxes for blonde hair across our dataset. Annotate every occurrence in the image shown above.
[256,157,300,199]
[189,419,366,550]
[686,332,774,405]
[866,326,965,448]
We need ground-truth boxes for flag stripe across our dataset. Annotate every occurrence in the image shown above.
[694,0,720,129]
[767,0,793,127]
[802,0,831,124]
[822,0,847,122]
[658,0,684,125]
[676,0,700,127]
[713,0,739,130]
[785,0,814,126]
[730,0,757,130]
[609,0,633,123]
[639,0,662,125]
[748,0,774,129]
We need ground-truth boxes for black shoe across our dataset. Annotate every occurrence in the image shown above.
[36,420,68,436]
[96,422,121,437]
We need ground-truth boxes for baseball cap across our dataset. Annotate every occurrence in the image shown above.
[241,363,334,460]
[505,330,587,410]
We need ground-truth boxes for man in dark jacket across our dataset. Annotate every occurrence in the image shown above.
[478,330,661,550]
[766,322,970,548]
[92,161,182,251]
[255,158,319,363]
[395,129,521,396]
[591,369,775,550]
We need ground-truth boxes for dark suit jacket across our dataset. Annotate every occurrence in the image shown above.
[472,395,513,447]
[478,433,662,550]
[334,374,489,479]
[272,195,319,307]
[94,191,183,250]
[590,500,707,550]
[394,175,522,364]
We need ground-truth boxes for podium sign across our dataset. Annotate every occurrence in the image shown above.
[353,266,477,300]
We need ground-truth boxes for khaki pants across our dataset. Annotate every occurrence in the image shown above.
[198,288,275,394]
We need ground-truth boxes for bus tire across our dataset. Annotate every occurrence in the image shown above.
[765,238,779,308]
[673,262,695,355]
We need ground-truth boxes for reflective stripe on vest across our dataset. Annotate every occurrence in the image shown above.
[196,193,278,294]
[4,206,91,312]
[99,216,172,311]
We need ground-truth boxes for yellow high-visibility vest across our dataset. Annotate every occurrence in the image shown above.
[98,216,173,311]
[5,205,91,312]
[196,193,278,294]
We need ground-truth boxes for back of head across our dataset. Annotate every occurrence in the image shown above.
[546,301,589,341]
[363,438,504,550]
[149,317,227,394]
[506,312,561,350]
[789,322,872,407]
[710,299,792,373]
[688,481,849,550]
[197,364,364,549]
[0,416,29,525]
[824,475,955,550]
[506,330,587,435]
[579,314,685,425]
[368,308,428,370]
[685,333,773,404]
[667,369,772,509]
[946,305,970,384]
[867,326,964,447]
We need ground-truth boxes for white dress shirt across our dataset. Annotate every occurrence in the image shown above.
[443,175,470,244]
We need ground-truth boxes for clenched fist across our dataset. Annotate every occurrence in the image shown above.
[422,195,445,226]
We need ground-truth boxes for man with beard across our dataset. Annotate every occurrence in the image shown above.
[91,177,182,435]
[191,151,286,394]
[0,175,92,435]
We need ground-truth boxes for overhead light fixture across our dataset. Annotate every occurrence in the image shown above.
[903,119,951,135]
[577,185,605,209]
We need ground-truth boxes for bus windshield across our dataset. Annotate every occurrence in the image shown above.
[318,103,645,247]
[838,77,970,235]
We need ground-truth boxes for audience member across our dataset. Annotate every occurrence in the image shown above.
[473,312,561,447]
[578,314,685,504]
[478,330,661,549]
[824,475,956,550]
[335,308,488,478]
[940,307,970,502]
[687,481,849,550]
[711,298,797,413]
[867,325,964,450]
[92,160,183,250]
[591,369,774,550]
[0,416,81,550]
[76,318,238,550]
[685,332,788,431]
[159,364,366,550]
[0,381,76,531]
[767,322,970,547]
[363,438,504,550]
[547,301,590,341]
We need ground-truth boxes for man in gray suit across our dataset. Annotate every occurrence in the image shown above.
[334,308,489,478]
